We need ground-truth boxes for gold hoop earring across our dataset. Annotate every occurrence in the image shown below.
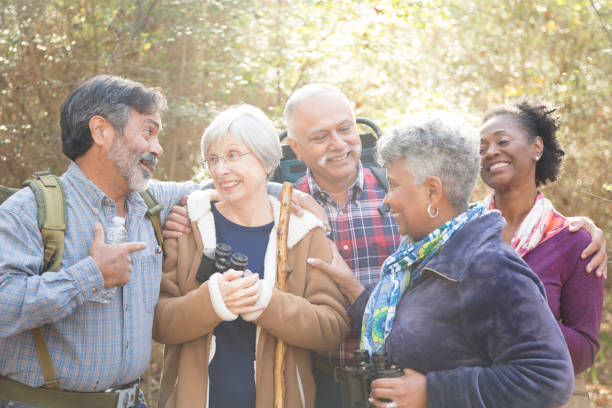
[427,204,439,218]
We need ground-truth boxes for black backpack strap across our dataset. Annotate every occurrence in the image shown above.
[368,166,388,193]
[139,189,164,248]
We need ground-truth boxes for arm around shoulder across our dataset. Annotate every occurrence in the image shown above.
[567,215,607,277]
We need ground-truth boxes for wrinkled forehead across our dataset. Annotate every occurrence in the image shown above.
[291,93,354,132]
[127,107,163,130]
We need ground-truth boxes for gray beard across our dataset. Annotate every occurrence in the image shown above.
[108,139,152,192]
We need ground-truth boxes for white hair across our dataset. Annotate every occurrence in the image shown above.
[200,104,282,172]
[377,111,480,211]
[283,83,353,139]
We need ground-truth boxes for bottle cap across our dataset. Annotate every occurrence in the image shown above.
[112,216,126,226]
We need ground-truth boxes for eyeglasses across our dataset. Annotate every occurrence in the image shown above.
[201,151,251,169]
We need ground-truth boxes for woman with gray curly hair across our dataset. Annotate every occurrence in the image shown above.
[309,111,574,408]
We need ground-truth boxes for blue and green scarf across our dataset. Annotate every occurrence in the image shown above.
[360,203,486,355]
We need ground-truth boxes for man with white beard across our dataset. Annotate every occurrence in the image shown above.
[0,75,194,408]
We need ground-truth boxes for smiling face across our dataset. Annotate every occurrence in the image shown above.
[383,158,432,240]
[207,132,269,206]
[287,92,361,190]
[107,108,163,192]
[479,114,542,193]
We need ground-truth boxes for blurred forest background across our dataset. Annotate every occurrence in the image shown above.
[1,0,610,406]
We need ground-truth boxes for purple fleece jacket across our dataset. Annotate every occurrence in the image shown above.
[523,227,604,374]
[348,211,574,407]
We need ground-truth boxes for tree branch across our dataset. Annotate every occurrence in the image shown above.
[590,0,612,47]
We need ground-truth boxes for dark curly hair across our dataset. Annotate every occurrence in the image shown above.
[483,97,565,187]
[60,75,167,161]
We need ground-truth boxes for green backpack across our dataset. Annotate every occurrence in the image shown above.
[0,170,164,390]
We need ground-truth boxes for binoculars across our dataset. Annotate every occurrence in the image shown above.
[343,349,403,408]
[377,204,390,216]
[196,243,249,283]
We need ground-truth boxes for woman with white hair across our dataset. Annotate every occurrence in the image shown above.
[152,104,349,408]
[310,112,574,407]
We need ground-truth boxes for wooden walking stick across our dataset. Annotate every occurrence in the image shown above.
[274,182,293,408]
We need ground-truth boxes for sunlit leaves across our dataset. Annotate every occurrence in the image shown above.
[545,19,560,30]
[0,0,610,198]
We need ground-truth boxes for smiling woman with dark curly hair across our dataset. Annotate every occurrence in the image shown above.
[480,98,605,408]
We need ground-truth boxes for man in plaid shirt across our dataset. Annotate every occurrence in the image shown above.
[285,84,401,408]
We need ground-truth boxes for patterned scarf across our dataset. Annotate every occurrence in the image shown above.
[483,192,568,257]
[360,204,486,355]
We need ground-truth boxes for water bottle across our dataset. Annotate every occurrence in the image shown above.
[91,216,128,304]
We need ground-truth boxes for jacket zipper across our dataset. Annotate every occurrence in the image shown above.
[422,267,458,282]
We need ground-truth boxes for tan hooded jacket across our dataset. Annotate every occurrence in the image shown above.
[152,190,349,408]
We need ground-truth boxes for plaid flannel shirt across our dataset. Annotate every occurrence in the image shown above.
[295,163,401,366]
[0,162,196,391]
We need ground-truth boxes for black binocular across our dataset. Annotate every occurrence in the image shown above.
[377,204,390,216]
[343,349,403,408]
[196,243,249,283]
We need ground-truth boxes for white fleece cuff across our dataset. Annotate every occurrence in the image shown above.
[208,273,238,321]
[242,280,273,321]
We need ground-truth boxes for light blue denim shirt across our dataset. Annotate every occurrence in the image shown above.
[0,162,196,391]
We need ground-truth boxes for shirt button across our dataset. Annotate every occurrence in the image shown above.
[92,287,97,293]
[343,245,349,250]
[125,304,129,312]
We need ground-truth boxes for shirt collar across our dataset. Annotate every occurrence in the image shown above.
[65,161,147,215]
[305,161,364,205]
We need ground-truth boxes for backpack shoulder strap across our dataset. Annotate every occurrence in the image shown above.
[0,186,19,205]
[368,166,388,193]
[22,172,67,273]
[21,171,65,391]
[139,189,164,248]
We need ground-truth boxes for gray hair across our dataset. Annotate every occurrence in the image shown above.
[283,83,353,140]
[60,75,167,160]
[377,112,480,212]
[201,104,282,172]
